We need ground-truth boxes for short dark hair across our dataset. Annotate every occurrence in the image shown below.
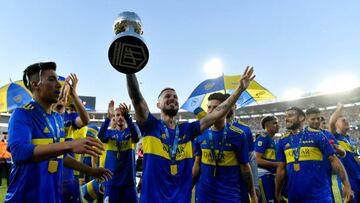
[208,92,227,103]
[261,116,277,129]
[320,116,326,122]
[158,87,176,99]
[286,107,306,118]
[23,62,57,91]
[306,107,321,116]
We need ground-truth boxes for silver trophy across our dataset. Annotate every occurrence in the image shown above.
[108,11,149,74]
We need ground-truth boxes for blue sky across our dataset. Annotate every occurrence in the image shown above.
[1,1,360,112]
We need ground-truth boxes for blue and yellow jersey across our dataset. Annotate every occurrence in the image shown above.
[98,117,137,187]
[306,127,338,180]
[276,129,335,202]
[232,120,254,152]
[62,111,79,181]
[6,101,65,203]
[138,113,200,203]
[72,126,87,176]
[194,125,249,202]
[334,133,360,180]
[255,134,276,173]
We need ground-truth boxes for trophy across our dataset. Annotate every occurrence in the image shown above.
[108,11,149,74]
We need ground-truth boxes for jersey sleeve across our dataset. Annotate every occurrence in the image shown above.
[188,121,201,141]
[233,132,249,164]
[276,139,286,162]
[137,113,158,136]
[98,117,111,142]
[193,135,203,157]
[317,133,336,158]
[254,135,268,154]
[7,108,36,163]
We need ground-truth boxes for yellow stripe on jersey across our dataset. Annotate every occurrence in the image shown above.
[31,138,65,158]
[99,150,106,168]
[105,140,135,151]
[259,178,267,203]
[201,149,239,166]
[142,136,193,161]
[31,138,65,145]
[263,149,276,160]
[284,146,323,163]
[229,125,244,134]
[338,141,354,153]
[86,180,98,200]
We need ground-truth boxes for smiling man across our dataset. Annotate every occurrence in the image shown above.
[5,62,112,203]
[126,66,255,203]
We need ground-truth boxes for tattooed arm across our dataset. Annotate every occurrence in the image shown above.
[126,74,149,124]
[240,163,258,203]
[199,66,255,133]
[329,155,354,202]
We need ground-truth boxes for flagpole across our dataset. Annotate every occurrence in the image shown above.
[222,72,226,94]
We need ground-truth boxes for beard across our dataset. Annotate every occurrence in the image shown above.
[286,121,301,130]
[163,108,178,117]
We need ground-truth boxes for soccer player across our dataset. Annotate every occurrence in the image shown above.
[305,107,346,202]
[231,110,259,202]
[53,73,101,203]
[126,66,255,203]
[98,100,140,203]
[194,93,257,203]
[5,62,112,202]
[255,116,279,203]
[330,103,360,203]
[320,116,327,130]
[275,107,353,202]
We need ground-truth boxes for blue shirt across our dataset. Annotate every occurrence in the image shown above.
[62,111,79,182]
[138,113,201,203]
[98,117,137,187]
[254,133,276,173]
[276,129,335,202]
[194,125,249,202]
[232,121,254,152]
[6,101,65,203]
[334,132,360,180]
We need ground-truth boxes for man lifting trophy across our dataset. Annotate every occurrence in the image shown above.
[108,11,149,74]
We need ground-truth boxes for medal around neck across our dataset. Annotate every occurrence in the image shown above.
[108,11,149,74]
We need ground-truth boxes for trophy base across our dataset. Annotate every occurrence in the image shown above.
[108,35,149,74]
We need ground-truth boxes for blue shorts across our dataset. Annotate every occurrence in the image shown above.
[62,178,81,203]
[104,185,138,203]
[258,174,275,203]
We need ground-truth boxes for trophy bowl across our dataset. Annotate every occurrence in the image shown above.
[108,11,149,74]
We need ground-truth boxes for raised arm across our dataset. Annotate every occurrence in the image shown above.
[126,74,149,124]
[329,102,343,134]
[97,101,113,142]
[66,74,90,128]
[120,103,140,143]
[199,66,255,132]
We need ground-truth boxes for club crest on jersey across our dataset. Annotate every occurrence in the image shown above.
[43,127,50,134]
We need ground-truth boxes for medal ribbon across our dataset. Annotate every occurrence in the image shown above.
[161,121,180,163]
[290,131,303,163]
[209,125,228,168]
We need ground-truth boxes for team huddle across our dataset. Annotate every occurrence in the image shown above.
[4,62,360,203]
